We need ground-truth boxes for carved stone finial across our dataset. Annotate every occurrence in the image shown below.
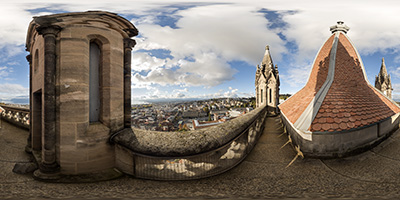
[330,21,350,34]
[265,45,269,50]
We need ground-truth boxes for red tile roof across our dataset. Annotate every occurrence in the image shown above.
[279,35,335,123]
[280,32,400,133]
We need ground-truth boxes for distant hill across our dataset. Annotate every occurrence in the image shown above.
[0,96,29,105]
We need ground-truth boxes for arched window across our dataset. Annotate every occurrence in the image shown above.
[269,88,272,104]
[260,89,263,103]
[89,41,101,122]
[34,49,39,73]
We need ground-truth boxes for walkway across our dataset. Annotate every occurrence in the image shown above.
[1,116,400,199]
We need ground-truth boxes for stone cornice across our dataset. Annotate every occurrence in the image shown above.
[123,38,137,49]
[36,25,61,36]
[124,28,139,38]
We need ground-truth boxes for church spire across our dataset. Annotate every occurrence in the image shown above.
[379,57,388,77]
[261,45,273,70]
[375,57,393,98]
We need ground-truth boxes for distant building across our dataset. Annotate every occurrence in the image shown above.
[211,110,228,121]
[182,110,207,118]
[255,45,280,113]
[228,110,243,118]
[192,119,224,130]
[375,58,393,98]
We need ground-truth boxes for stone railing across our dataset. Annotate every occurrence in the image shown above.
[112,105,268,180]
[0,105,30,130]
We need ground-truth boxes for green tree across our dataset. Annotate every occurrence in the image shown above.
[203,106,209,113]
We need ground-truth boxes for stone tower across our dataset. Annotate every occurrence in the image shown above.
[255,45,280,113]
[25,11,138,179]
[375,58,393,98]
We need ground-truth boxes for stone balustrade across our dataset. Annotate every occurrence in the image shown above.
[111,105,268,180]
[1,104,268,180]
[0,105,30,130]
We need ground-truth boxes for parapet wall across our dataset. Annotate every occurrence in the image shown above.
[3,104,268,180]
[281,112,400,157]
[0,105,29,130]
[112,105,268,180]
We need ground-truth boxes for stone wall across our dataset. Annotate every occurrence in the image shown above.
[26,11,138,176]
[113,105,268,180]
[281,112,400,157]
[0,105,29,130]
[56,24,126,174]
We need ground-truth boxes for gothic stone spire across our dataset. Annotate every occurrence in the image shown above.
[261,45,274,70]
[375,57,393,98]
[379,57,389,77]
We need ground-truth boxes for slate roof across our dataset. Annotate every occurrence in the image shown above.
[279,23,400,133]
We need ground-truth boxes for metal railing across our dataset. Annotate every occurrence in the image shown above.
[0,105,30,130]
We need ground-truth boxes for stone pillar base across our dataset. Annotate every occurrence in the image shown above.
[33,169,61,181]
[25,145,32,154]
[39,162,59,173]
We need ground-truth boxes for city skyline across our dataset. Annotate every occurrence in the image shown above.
[1,0,400,104]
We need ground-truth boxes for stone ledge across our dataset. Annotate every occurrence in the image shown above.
[34,168,123,183]
[111,106,266,157]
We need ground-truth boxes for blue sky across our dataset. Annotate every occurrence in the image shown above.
[2,1,400,104]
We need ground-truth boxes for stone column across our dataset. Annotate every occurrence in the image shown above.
[36,25,61,173]
[123,38,136,128]
[26,54,32,153]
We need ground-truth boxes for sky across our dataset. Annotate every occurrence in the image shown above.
[2,0,400,104]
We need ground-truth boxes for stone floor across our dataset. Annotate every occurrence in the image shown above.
[1,116,400,199]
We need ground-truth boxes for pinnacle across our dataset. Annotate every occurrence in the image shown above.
[261,45,273,68]
[380,57,388,76]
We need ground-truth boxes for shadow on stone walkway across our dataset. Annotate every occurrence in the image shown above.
[1,116,400,199]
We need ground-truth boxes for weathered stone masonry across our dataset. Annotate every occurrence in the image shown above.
[25,11,138,178]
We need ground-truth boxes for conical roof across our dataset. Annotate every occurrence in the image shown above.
[261,45,274,70]
[279,21,400,133]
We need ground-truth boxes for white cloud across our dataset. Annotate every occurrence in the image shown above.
[131,85,251,103]
[132,52,167,72]
[392,83,400,93]
[0,66,13,78]
[132,4,286,87]
[2,0,400,101]
[173,88,188,93]
[282,62,312,88]
[390,67,400,78]
[0,83,29,102]
[224,87,239,98]
[133,52,239,87]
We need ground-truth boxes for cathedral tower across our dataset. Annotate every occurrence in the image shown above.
[375,58,393,98]
[255,45,280,114]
